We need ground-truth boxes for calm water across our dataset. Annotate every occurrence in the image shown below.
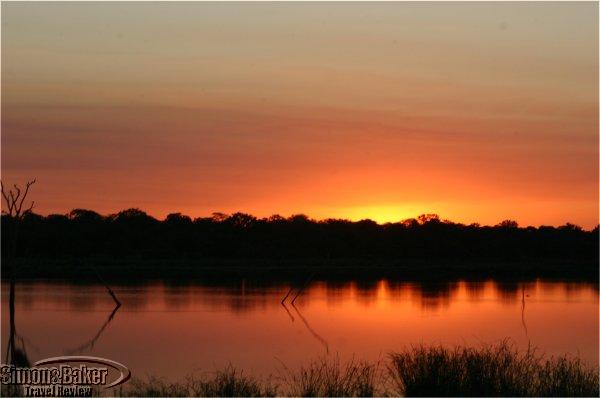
[1,279,598,380]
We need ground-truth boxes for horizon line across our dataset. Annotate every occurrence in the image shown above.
[6,207,599,231]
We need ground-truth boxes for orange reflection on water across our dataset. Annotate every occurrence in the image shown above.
[1,279,598,380]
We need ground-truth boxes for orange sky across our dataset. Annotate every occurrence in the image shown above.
[1,2,598,228]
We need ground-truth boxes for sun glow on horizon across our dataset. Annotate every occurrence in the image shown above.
[1,2,597,229]
[323,204,430,224]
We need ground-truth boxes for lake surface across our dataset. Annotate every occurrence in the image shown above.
[2,279,598,381]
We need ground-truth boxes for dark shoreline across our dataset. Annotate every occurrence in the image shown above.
[3,257,597,283]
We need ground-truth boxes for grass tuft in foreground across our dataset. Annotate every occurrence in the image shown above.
[80,343,599,397]
[122,366,276,397]
[388,341,599,397]
[282,356,379,397]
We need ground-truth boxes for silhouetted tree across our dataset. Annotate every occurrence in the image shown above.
[69,208,103,222]
[2,209,597,278]
[418,214,440,224]
[497,220,519,229]
[0,179,36,369]
[1,179,36,267]
[165,212,193,225]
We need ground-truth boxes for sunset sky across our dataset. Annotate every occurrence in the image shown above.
[2,2,598,228]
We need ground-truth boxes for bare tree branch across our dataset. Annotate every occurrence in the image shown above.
[25,201,35,214]
[13,185,22,208]
[9,190,16,212]
[17,180,35,217]
[1,179,36,218]
[1,182,13,215]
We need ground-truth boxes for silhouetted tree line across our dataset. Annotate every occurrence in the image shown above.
[1,209,597,263]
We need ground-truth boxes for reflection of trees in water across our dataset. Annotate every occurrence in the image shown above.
[10,283,36,311]
[162,284,194,309]
[354,280,382,307]
[496,281,521,304]
[465,281,487,299]
[5,281,31,367]
[3,283,126,312]
[4,277,597,363]
[563,282,598,298]
[415,281,460,311]
[6,278,598,315]
[322,281,352,305]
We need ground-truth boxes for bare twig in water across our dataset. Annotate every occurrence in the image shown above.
[88,266,121,307]
[521,286,528,337]
[65,303,121,354]
[281,301,295,322]
[291,301,329,353]
[62,267,122,354]
[291,272,315,305]
[281,286,294,304]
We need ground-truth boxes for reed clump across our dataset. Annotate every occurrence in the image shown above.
[120,343,599,397]
[122,366,275,397]
[387,341,599,397]
[282,356,380,397]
